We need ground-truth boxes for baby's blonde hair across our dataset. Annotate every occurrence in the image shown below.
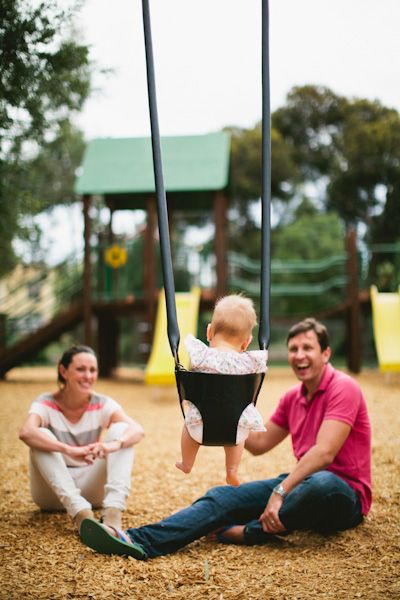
[210,294,257,343]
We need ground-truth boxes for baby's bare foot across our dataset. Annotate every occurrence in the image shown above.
[175,461,192,474]
[226,471,241,486]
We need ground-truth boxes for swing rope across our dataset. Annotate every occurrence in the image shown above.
[142,1,271,445]
[142,0,181,365]
[142,0,271,354]
[259,0,272,351]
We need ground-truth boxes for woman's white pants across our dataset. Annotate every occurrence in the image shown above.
[29,423,134,518]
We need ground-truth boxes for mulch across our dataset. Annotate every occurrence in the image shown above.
[0,366,399,599]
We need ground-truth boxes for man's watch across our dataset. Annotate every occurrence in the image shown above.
[272,483,287,498]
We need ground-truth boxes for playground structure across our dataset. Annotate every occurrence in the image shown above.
[0,133,229,378]
[0,131,399,378]
[145,288,201,385]
[370,286,400,372]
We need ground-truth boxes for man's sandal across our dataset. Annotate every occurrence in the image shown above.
[80,518,147,559]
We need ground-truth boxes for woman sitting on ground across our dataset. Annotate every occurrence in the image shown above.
[19,345,144,534]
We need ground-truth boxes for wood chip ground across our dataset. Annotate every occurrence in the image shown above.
[0,367,399,599]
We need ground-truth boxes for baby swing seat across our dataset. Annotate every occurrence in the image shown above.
[175,368,265,446]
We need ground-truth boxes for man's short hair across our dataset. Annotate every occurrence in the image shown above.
[286,318,330,351]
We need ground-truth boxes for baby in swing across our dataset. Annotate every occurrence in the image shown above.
[176,294,267,486]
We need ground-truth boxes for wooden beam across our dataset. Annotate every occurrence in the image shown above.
[214,191,228,298]
[346,228,361,373]
[97,313,119,377]
[0,313,6,351]
[143,196,157,347]
[83,194,93,347]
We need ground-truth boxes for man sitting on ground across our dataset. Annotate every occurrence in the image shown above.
[80,317,372,559]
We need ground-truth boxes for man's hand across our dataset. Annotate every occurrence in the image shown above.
[259,493,286,533]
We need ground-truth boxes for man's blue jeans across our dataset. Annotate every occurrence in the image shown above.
[127,471,363,558]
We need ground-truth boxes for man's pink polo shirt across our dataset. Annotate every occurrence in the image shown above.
[270,363,372,515]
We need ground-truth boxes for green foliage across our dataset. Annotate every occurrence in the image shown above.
[272,85,400,246]
[0,0,90,277]
[328,102,400,242]
[376,261,397,292]
[272,85,346,178]
[272,204,345,260]
[271,207,346,315]
[227,123,299,259]
[23,120,86,209]
[228,123,299,203]
[0,0,90,149]
[229,200,347,316]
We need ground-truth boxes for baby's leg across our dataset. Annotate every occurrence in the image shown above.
[224,442,244,486]
[176,425,200,474]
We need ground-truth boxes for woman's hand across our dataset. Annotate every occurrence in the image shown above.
[63,444,98,464]
[62,441,121,463]
[87,440,122,459]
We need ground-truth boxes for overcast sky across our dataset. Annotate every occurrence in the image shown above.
[39,0,400,264]
[74,0,400,140]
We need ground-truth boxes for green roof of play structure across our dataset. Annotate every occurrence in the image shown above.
[75,132,231,196]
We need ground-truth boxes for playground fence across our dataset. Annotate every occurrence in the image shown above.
[1,240,399,364]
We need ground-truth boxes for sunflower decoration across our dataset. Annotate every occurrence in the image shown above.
[104,244,127,269]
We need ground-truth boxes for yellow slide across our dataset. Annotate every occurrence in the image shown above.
[370,285,400,372]
[145,287,201,385]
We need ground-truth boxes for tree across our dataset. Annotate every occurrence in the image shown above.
[228,198,347,316]
[272,202,345,261]
[272,85,346,180]
[328,100,400,243]
[227,123,299,258]
[0,0,91,277]
[271,203,346,315]
[272,85,400,245]
[22,119,86,209]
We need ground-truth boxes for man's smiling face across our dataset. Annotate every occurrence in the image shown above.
[287,330,331,395]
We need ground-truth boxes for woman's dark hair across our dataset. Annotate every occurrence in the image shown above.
[57,345,97,384]
[286,318,330,351]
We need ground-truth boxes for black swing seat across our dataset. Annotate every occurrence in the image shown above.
[175,368,265,446]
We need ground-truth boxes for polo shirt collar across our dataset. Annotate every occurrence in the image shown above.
[300,363,334,403]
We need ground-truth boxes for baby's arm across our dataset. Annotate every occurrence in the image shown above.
[184,334,209,371]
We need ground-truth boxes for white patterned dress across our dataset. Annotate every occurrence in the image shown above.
[183,334,268,444]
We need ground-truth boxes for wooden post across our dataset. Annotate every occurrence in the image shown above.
[108,208,114,243]
[83,194,93,347]
[214,191,228,298]
[97,312,119,377]
[346,228,361,373]
[168,197,174,263]
[143,196,157,347]
[0,313,6,350]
